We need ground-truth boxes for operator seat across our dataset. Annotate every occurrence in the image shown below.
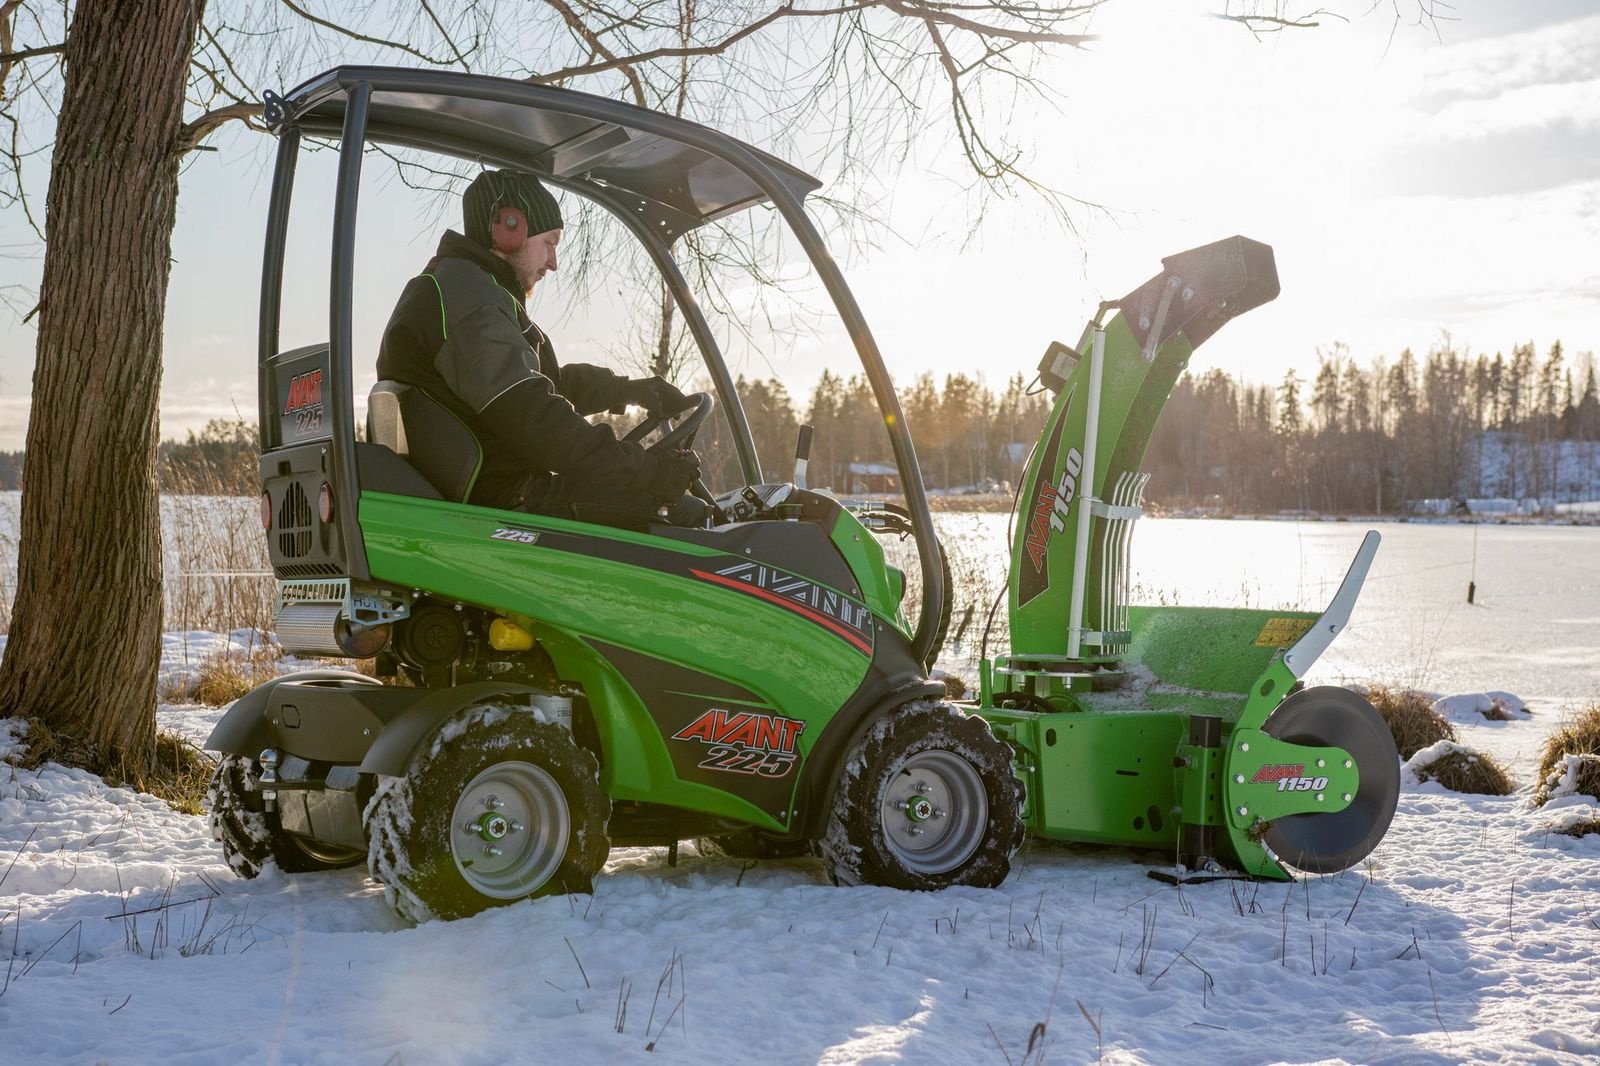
[366,381,481,503]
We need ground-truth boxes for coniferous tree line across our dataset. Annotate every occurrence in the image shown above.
[3,341,1592,511]
[0,452,22,491]
[1147,341,1600,513]
[694,369,1054,494]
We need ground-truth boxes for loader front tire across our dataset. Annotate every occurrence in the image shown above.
[365,706,610,922]
[819,700,1023,890]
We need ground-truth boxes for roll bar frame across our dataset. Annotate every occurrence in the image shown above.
[258,67,944,665]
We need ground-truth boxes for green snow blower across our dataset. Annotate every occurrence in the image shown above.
[206,67,1397,921]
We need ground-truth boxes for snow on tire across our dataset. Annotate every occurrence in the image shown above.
[819,700,1023,891]
[206,754,364,878]
[364,705,610,923]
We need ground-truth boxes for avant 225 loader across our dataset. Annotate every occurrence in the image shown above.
[206,67,1398,921]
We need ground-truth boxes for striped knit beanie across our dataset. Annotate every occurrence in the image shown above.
[463,170,563,247]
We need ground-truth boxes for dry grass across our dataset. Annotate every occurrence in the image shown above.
[8,719,216,814]
[1412,748,1516,796]
[1479,699,1521,722]
[161,644,283,706]
[1534,754,1600,808]
[1365,685,1457,759]
[163,487,275,635]
[0,493,17,633]
[2,488,273,639]
[936,672,969,700]
[1554,817,1600,839]
[1532,704,1600,806]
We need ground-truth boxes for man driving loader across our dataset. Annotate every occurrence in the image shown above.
[377,169,701,525]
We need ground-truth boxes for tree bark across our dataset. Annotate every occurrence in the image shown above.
[0,0,204,775]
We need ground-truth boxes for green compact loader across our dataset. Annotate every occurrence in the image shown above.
[207,67,1398,921]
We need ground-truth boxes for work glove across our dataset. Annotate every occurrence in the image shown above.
[621,376,691,418]
[646,448,701,502]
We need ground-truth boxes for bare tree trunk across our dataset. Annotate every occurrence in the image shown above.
[0,0,203,777]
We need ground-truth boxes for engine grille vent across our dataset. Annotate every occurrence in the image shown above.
[277,561,344,578]
[277,483,313,558]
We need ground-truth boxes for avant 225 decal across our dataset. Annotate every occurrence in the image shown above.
[672,707,806,779]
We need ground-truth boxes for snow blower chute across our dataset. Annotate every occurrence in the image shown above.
[206,68,1396,923]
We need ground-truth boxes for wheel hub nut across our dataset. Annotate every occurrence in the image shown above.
[468,812,512,841]
[905,797,935,822]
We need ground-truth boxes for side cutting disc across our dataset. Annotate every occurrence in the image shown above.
[1260,686,1400,874]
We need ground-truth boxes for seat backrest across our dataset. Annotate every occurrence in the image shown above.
[367,381,482,503]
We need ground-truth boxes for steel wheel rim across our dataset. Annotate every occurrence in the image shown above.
[288,834,364,865]
[449,760,570,899]
[879,749,988,875]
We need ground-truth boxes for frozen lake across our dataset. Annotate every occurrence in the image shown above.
[928,514,1600,701]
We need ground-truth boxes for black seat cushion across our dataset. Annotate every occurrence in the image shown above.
[367,381,482,502]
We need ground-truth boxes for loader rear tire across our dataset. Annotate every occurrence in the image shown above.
[365,706,610,922]
[819,700,1023,890]
[206,755,364,879]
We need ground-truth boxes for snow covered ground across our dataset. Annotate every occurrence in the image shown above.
[3,522,1599,1064]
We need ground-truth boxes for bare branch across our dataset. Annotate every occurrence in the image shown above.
[176,103,265,155]
[1213,11,1330,32]
[530,3,875,85]
[0,41,61,63]
[0,0,63,98]
[882,0,1095,47]
[275,0,459,66]
[1,109,41,240]
[419,0,476,71]
[541,0,650,104]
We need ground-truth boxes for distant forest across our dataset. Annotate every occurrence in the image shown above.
[2,340,1595,513]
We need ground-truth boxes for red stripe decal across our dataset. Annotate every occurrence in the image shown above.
[690,569,873,656]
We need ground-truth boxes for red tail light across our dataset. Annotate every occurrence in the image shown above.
[319,482,334,523]
[260,492,272,531]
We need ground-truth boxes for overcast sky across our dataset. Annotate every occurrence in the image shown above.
[1,1,1597,451]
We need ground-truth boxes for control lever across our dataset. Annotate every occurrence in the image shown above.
[794,424,813,489]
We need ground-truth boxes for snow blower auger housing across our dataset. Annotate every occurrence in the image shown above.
[206,68,1396,920]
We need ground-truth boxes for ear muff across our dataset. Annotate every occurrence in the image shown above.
[490,207,527,254]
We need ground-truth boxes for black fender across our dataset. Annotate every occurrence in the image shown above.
[795,675,945,840]
[356,681,541,776]
[792,622,945,839]
[205,670,381,757]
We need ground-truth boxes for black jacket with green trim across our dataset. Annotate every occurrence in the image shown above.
[376,230,660,509]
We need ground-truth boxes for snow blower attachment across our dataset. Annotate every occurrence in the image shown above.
[207,69,1395,923]
[974,236,1399,879]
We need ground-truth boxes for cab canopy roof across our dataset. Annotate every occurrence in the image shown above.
[267,66,823,242]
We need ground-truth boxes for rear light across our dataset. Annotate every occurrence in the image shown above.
[260,492,272,531]
[319,482,334,523]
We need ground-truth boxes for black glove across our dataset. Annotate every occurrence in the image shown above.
[646,448,701,502]
[622,376,691,417]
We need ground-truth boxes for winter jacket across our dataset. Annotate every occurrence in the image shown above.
[376,231,661,510]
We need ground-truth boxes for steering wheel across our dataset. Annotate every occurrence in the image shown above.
[622,391,714,454]
[621,392,722,518]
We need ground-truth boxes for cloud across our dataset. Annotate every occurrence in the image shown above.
[1415,14,1600,102]
[1423,77,1600,140]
